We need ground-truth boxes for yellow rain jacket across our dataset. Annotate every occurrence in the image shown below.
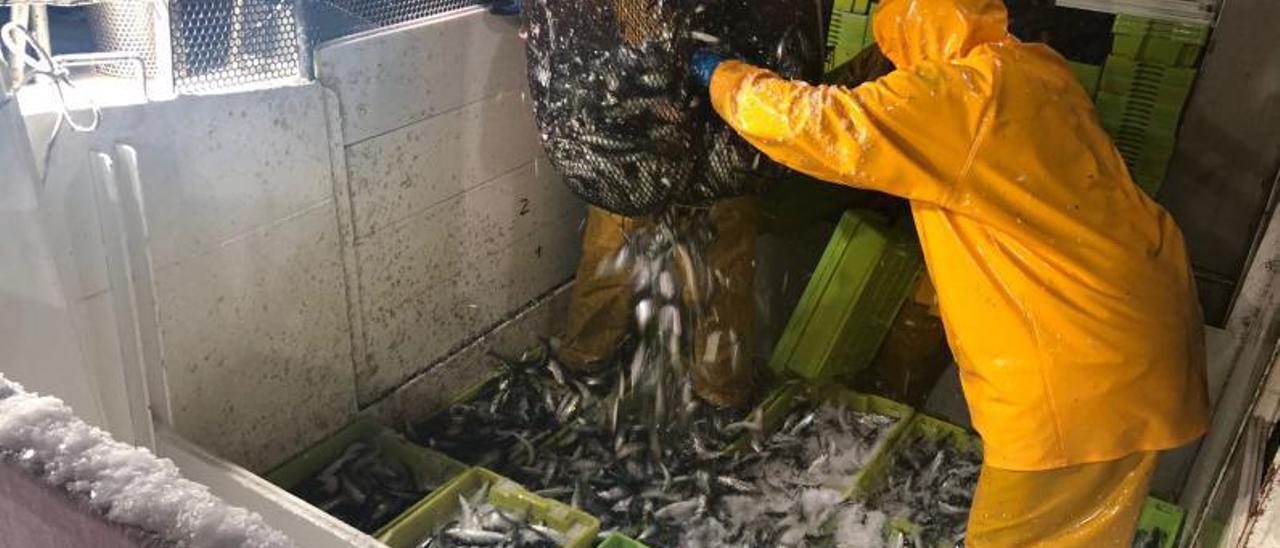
[709,0,1209,470]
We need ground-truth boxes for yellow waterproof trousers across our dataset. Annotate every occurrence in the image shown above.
[967,451,1157,547]
[560,198,758,408]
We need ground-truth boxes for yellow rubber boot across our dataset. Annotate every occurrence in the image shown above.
[691,196,758,409]
[559,207,643,371]
[967,451,1157,547]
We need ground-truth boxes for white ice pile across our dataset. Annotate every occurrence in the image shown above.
[676,402,898,547]
[0,374,295,548]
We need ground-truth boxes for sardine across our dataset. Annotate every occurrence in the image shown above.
[444,528,508,545]
[654,498,700,520]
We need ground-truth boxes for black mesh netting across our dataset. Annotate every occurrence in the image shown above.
[524,0,824,216]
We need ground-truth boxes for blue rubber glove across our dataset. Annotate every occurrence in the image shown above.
[487,0,521,16]
[692,50,728,86]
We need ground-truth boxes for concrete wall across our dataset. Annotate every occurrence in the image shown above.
[315,9,584,410]
[9,8,583,472]
[1158,0,1280,324]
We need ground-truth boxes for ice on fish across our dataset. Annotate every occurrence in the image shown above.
[834,505,889,548]
[505,384,906,547]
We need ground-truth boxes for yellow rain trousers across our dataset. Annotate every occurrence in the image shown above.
[708,0,1209,542]
[560,199,758,408]
[968,452,1157,547]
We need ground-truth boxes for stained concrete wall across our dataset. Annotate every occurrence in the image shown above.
[10,8,582,472]
[315,9,585,410]
[1158,0,1280,324]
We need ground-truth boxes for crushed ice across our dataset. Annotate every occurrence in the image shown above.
[0,374,295,548]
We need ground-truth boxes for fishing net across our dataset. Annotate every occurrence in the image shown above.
[524,0,823,216]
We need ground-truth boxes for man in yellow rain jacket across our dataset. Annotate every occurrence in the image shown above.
[694,0,1210,544]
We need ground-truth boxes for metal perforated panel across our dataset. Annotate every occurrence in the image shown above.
[87,1,156,79]
[313,0,479,27]
[86,0,301,93]
[169,0,301,92]
[80,0,480,95]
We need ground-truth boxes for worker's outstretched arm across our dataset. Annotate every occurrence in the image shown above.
[707,59,985,205]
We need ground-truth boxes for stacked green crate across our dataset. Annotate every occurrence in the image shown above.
[1068,60,1102,98]
[1132,497,1184,548]
[864,3,880,49]
[768,210,923,382]
[1097,15,1209,195]
[825,0,872,73]
[1111,14,1209,68]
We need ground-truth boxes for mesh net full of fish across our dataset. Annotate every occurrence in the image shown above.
[524,0,824,216]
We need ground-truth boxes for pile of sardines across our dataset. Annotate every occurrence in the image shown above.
[405,343,982,547]
[407,341,608,474]
[873,432,982,548]
[414,484,564,548]
[290,441,433,533]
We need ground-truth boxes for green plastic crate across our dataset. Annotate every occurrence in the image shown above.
[833,0,871,14]
[1111,14,1208,67]
[1115,135,1176,166]
[1130,166,1170,196]
[737,384,915,498]
[768,210,923,381]
[1100,56,1197,107]
[826,11,870,72]
[380,468,601,548]
[597,532,647,548]
[1107,128,1175,197]
[264,416,468,537]
[873,414,982,548]
[864,3,880,48]
[1069,61,1102,98]
[1133,497,1184,548]
[1114,14,1211,44]
[874,414,981,496]
[1112,34,1201,67]
[1095,91,1183,136]
[1112,131,1177,173]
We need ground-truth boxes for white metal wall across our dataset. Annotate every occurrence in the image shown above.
[28,85,358,471]
[0,100,129,438]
